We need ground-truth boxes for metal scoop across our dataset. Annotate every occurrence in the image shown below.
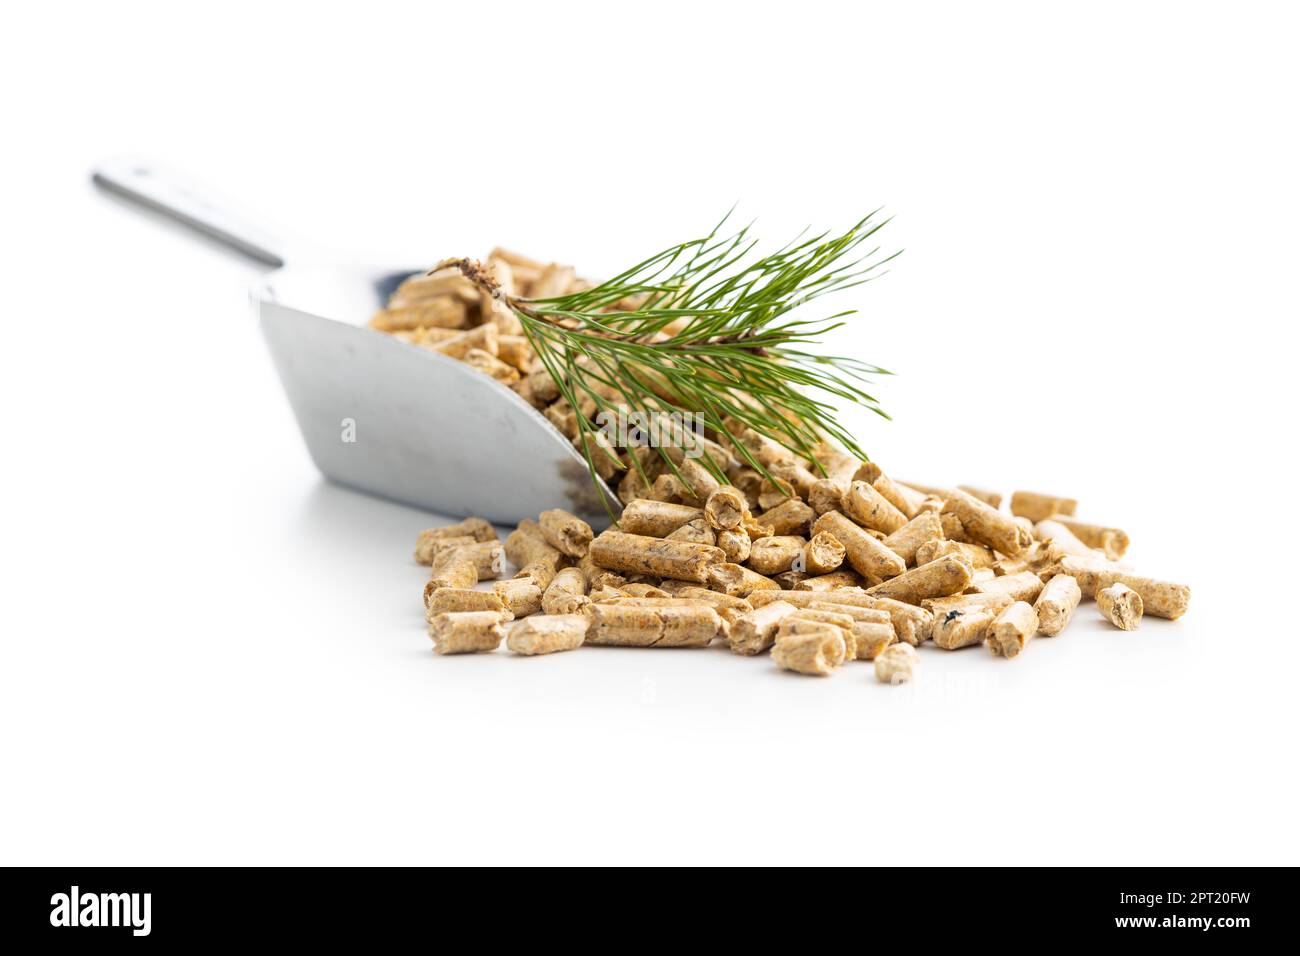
[93,159,616,528]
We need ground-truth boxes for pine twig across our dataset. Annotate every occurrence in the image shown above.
[434,212,899,513]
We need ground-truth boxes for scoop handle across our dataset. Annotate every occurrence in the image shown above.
[92,158,287,268]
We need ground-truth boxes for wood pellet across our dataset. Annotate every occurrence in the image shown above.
[589,530,724,583]
[796,531,847,575]
[506,614,587,655]
[874,643,918,684]
[772,627,846,675]
[729,600,799,655]
[986,601,1038,658]
[1034,573,1081,637]
[586,603,720,647]
[428,610,506,654]
[1098,583,1143,630]
[541,566,590,615]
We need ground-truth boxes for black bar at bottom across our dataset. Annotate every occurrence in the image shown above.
[0,866,1285,944]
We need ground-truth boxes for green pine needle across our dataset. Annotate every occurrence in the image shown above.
[445,212,898,514]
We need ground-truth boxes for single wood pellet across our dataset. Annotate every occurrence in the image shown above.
[650,473,689,504]
[795,531,847,575]
[873,473,926,518]
[874,643,918,684]
[808,478,847,515]
[813,511,906,582]
[841,480,908,533]
[577,552,623,590]
[1098,583,1143,630]
[972,570,1045,604]
[1034,573,1082,637]
[882,511,944,565]
[806,601,892,626]
[771,627,846,676]
[674,458,722,504]
[922,592,1016,617]
[776,616,851,657]
[413,517,497,564]
[493,578,544,618]
[796,570,860,590]
[986,601,1038,658]
[850,621,896,660]
[666,517,717,545]
[414,533,478,567]
[1033,519,1099,559]
[759,497,816,536]
[1048,516,1130,560]
[428,611,506,654]
[747,535,807,575]
[665,586,753,629]
[866,554,972,603]
[729,600,800,655]
[915,538,997,570]
[538,508,594,558]
[618,502,702,538]
[427,587,512,619]
[1010,490,1078,523]
[940,511,969,542]
[706,562,778,597]
[589,530,724,583]
[715,528,752,563]
[541,566,590,615]
[751,589,877,611]
[932,606,997,650]
[432,323,497,361]
[586,602,720,647]
[853,461,883,484]
[427,553,479,592]
[506,614,587,655]
[504,520,562,576]
[447,541,505,579]
[943,489,1032,557]
[785,607,856,637]
[703,485,751,531]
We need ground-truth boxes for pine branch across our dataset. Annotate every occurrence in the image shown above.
[436,212,899,512]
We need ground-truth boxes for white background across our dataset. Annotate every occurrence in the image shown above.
[2,1,1297,865]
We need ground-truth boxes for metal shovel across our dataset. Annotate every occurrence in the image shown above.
[93,159,617,528]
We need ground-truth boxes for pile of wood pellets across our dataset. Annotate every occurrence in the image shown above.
[378,250,1191,682]
[412,470,1190,683]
